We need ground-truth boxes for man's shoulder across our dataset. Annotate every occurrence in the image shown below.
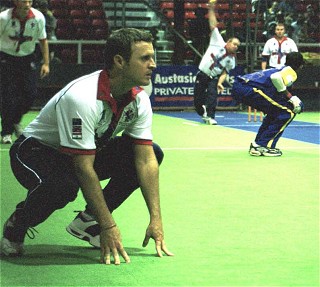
[265,37,276,44]
[285,37,296,43]
[30,7,46,21]
[0,7,12,19]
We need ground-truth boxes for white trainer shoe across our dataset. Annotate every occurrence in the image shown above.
[0,237,24,256]
[202,116,218,125]
[66,212,100,248]
[249,143,282,157]
[1,134,12,144]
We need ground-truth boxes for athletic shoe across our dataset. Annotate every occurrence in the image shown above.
[66,211,100,248]
[1,134,12,144]
[249,143,282,157]
[0,214,28,256]
[14,124,23,138]
[202,116,218,125]
[0,238,24,257]
[263,148,282,157]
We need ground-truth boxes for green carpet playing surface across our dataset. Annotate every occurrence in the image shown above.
[0,112,319,286]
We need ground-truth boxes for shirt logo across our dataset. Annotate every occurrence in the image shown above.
[9,20,33,52]
[72,118,82,139]
[123,109,135,122]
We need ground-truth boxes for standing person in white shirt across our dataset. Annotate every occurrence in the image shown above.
[193,0,240,125]
[0,28,174,265]
[261,22,298,70]
[0,0,50,144]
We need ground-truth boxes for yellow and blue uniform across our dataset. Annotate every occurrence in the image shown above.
[232,66,299,149]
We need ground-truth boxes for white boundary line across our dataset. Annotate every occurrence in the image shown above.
[1,146,319,152]
[162,146,319,151]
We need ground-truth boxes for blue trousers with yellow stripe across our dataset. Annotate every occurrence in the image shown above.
[232,78,296,148]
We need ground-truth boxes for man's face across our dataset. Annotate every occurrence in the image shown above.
[275,25,285,38]
[226,39,240,54]
[14,0,33,17]
[123,41,156,87]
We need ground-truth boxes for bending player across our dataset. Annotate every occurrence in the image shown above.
[1,28,174,264]
[232,52,305,157]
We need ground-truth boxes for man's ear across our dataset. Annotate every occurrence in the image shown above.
[113,55,125,69]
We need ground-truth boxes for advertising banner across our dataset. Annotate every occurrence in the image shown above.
[150,65,244,109]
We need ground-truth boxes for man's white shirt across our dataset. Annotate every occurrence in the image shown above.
[262,36,298,68]
[0,7,47,56]
[23,71,153,154]
[198,28,236,78]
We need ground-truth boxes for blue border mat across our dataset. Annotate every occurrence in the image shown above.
[155,111,320,145]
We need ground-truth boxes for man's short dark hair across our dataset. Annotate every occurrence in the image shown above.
[286,52,305,70]
[104,28,154,70]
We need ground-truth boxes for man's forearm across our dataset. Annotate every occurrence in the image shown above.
[134,145,162,221]
[39,39,50,65]
[139,160,161,220]
[73,155,115,229]
[217,71,227,86]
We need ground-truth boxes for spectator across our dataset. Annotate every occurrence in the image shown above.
[304,4,319,35]
[188,7,211,64]
[276,0,296,17]
[34,0,57,40]
[291,13,306,43]
[0,0,50,144]
[284,13,294,37]
[263,11,286,40]
[33,0,60,63]
[0,0,12,11]
[261,23,298,70]
[265,1,278,22]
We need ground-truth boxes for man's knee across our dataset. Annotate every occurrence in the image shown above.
[153,143,164,165]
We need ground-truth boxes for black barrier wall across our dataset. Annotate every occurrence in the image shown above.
[35,63,320,111]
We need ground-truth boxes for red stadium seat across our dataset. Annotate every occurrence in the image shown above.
[91,19,108,29]
[184,11,196,19]
[184,3,198,10]
[88,9,106,19]
[82,49,97,63]
[163,9,174,19]
[86,0,103,9]
[72,18,90,27]
[56,18,71,28]
[74,27,90,39]
[215,3,229,11]
[68,0,86,9]
[199,4,209,9]
[250,21,264,29]
[232,21,242,28]
[160,2,174,9]
[52,9,69,18]
[93,28,109,40]
[56,28,73,39]
[234,4,247,11]
[70,9,87,18]
[50,0,67,8]
[60,48,77,63]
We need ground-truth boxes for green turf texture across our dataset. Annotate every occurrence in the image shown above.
[0,112,319,286]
